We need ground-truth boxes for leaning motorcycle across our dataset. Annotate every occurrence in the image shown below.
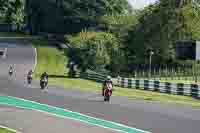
[40,77,48,90]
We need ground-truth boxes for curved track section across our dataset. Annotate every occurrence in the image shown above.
[0,43,118,133]
[0,42,200,133]
[0,43,35,84]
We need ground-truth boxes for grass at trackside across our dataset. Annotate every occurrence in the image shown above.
[32,40,67,78]
[152,77,198,84]
[139,77,198,84]
[135,77,199,84]
[0,127,16,133]
[33,40,200,108]
[0,32,30,37]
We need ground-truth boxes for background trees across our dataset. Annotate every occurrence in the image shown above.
[24,0,131,34]
[65,31,124,74]
[1,0,200,75]
[0,0,25,30]
[124,0,200,67]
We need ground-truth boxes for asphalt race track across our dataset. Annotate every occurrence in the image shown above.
[0,43,118,133]
[0,42,200,133]
[0,105,116,133]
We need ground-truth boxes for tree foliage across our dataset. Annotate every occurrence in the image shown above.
[124,0,200,67]
[1,0,200,76]
[26,0,131,34]
[65,31,124,73]
[0,0,25,30]
[99,14,138,43]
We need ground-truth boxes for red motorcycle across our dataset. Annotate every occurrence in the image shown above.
[103,83,113,102]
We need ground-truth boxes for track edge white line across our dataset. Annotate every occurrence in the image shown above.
[0,125,22,133]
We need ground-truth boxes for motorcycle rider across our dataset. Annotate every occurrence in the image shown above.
[27,70,33,83]
[8,65,14,76]
[40,71,48,88]
[41,71,48,79]
[27,70,33,77]
[102,76,113,97]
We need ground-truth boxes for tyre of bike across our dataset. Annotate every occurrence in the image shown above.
[9,71,13,76]
[27,77,32,84]
[104,89,110,102]
[40,81,45,90]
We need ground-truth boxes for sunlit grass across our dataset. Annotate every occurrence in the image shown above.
[0,127,16,133]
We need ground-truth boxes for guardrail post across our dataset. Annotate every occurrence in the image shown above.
[154,80,160,92]
[136,80,140,89]
[165,82,171,94]
[191,84,198,98]
[198,86,200,99]
[144,80,149,90]
[124,78,129,88]
[177,83,184,95]
[128,78,132,88]
[121,78,125,88]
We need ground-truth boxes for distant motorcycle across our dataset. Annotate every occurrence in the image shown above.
[40,77,48,90]
[27,74,33,84]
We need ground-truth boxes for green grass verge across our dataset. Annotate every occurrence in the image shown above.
[136,77,197,84]
[136,77,198,84]
[32,40,200,108]
[0,127,16,133]
[0,32,30,37]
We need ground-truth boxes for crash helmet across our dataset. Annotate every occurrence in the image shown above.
[107,76,111,81]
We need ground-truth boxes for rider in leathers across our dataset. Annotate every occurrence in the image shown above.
[102,76,113,96]
[27,70,33,82]
[9,65,14,75]
[27,70,33,77]
[40,72,48,87]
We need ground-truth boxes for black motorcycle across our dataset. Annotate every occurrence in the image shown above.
[27,74,33,84]
[40,77,48,90]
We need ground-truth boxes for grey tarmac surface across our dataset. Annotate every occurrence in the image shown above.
[0,42,200,133]
[0,105,116,133]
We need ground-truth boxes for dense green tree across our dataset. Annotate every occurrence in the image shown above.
[26,0,131,34]
[0,0,25,30]
[124,0,200,68]
[65,31,123,73]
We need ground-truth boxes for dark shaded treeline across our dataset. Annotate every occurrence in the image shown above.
[25,0,131,34]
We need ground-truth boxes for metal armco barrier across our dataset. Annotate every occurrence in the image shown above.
[79,72,107,83]
[117,77,200,98]
[78,71,200,99]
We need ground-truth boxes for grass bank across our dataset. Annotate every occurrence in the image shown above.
[160,79,199,84]
[32,40,200,108]
[0,127,16,133]
[0,32,30,37]
[136,77,197,84]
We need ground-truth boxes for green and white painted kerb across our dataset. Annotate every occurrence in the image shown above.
[0,96,151,133]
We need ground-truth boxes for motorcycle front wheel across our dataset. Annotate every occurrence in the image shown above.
[104,96,110,102]
[9,72,13,76]
[28,80,31,84]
